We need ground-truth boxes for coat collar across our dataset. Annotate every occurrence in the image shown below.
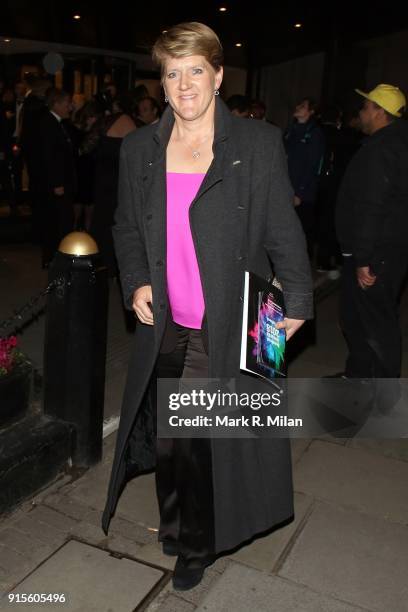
[145,96,232,199]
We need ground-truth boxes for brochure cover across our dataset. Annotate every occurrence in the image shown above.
[240,271,286,380]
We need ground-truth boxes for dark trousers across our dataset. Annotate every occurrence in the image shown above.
[296,201,315,259]
[0,159,13,207]
[339,254,408,378]
[154,324,215,568]
[9,142,24,207]
[316,183,341,269]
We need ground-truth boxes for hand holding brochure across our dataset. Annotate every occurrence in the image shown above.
[240,271,286,380]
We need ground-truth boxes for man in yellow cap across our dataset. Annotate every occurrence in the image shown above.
[335,83,408,381]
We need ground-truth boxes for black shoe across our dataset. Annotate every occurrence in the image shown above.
[162,541,179,556]
[172,557,206,591]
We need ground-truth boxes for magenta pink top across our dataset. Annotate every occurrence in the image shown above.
[166,172,206,329]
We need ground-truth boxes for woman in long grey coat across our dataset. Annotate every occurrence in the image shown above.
[102,22,313,590]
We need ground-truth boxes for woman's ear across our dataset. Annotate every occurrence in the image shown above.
[215,66,224,91]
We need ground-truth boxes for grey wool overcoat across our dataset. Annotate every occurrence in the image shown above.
[102,97,313,553]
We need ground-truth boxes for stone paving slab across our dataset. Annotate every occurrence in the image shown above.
[290,439,312,464]
[195,563,366,612]
[69,467,160,532]
[115,475,160,529]
[279,501,408,612]
[293,440,408,524]
[154,593,196,612]
[41,491,158,548]
[2,540,164,612]
[314,434,348,446]
[144,583,195,612]
[346,438,408,462]
[227,492,313,572]
[135,543,177,572]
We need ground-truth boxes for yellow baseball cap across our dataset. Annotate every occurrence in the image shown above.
[355,84,406,118]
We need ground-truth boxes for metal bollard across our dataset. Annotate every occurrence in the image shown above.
[43,232,109,467]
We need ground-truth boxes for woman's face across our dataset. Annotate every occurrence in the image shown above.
[162,54,223,122]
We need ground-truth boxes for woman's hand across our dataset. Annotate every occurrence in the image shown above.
[356,266,376,290]
[275,318,305,341]
[132,285,154,325]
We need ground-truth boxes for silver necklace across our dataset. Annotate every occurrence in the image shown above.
[184,132,213,159]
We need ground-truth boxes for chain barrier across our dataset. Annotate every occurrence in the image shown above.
[0,275,67,336]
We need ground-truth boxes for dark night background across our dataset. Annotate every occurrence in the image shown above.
[2,1,408,68]
[2,1,408,124]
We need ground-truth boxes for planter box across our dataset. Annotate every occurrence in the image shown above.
[0,414,74,514]
[0,362,32,428]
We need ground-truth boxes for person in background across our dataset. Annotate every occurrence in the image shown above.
[91,95,136,276]
[250,99,266,120]
[131,83,149,103]
[137,96,161,125]
[105,83,118,103]
[0,88,16,211]
[315,105,347,277]
[95,84,117,116]
[0,95,12,209]
[71,93,86,127]
[19,76,51,240]
[74,101,104,231]
[335,84,408,380]
[284,97,325,258]
[8,81,27,207]
[226,94,250,117]
[128,85,150,126]
[36,88,76,267]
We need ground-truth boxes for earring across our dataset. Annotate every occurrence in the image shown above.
[164,95,168,103]
[214,89,220,96]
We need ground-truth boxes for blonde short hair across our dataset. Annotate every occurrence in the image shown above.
[152,22,224,77]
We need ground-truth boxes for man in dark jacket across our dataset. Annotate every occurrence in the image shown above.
[336,83,408,378]
[36,88,76,266]
[20,76,49,239]
[316,105,358,276]
[284,97,325,257]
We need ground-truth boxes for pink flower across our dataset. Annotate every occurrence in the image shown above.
[0,336,19,375]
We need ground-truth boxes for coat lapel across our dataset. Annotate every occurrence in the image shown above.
[191,98,230,209]
[141,109,172,286]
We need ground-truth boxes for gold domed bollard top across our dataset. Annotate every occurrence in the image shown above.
[58,232,99,256]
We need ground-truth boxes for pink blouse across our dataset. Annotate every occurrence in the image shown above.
[166,172,206,329]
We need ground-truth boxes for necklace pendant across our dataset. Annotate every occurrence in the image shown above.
[192,150,200,159]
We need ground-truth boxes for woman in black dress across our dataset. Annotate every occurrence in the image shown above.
[91,97,136,276]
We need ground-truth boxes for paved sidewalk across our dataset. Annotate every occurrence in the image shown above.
[1,431,408,611]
